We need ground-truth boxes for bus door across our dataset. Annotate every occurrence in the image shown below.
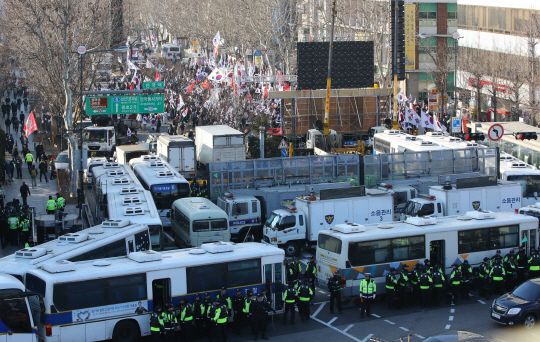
[263,263,284,312]
[427,233,448,273]
[148,271,172,310]
[521,228,537,256]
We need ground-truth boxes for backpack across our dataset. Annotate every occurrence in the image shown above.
[30,169,36,178]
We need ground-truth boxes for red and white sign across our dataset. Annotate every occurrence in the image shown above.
[24,111,38,136]
[246,94,252,100]
[488,124,504,141]
[278,139,288,149]
[77,46,86,55]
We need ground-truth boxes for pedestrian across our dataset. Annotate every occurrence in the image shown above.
[12,117,19,134]
[243,290,256,336]
[8,212,19,246]
[12,143,19,160]
[30,165,37,188]
[180,121,185,135]
[327,270,344,314]
[56,193,65,211]
[142,115,148,131]
[0,184,4,209]
[359,273,376,319]
[529,249,540,279]
[489,259,506,297]
[192,294,205,336]
[5,116,11,134]
[305,255,317,299]
[216,287,232,316]
[18,212,30,244]
[35,143,43,161]
[419,269,432,307]
[46,195,56,215]
[39,160,48,182]
[156,115,162,133]
[250,293,273,341]
[386,268,398,310]
[15,157,22,179]
[397,264,410,308]
[459,260,473,300]
[4,160,13,185]
[281,286,296,325]
[431,264,445,306]
[50,158,56,180]
[504,254,517,292]
[22,97,28,111]
[25,151,34,171]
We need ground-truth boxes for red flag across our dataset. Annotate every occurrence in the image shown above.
[230,77,233,87]
[201,79,211,90]
[24,111,38,136]
[264,86,268,98]
[155,71,161,82]
[283,82,290,91]
[187,82,195,93]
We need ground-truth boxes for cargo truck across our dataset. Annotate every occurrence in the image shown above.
[115,145,149,165]
[157,134,196,180]
[262,188,394,256]
[195,125,245,165]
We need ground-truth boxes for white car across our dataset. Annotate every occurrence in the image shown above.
[55,151,69,170]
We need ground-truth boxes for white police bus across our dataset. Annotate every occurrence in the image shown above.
[25,242,285,342]
[0,221,151,282]
[373,130,452,154]
[130,156,191,227]
[171,197,230,247]
[316,212,538,296]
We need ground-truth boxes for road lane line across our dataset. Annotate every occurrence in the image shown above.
[343,324,354,333]
[449,316,454,321]
[414,334,425,339]
[478,300,486,304]
[318,290,326,294]
[309,315,363,342]
[361,334,374,342]
[450,309,455,313]
[371,314,381,318]
[328,317,338,325]
[399,327,409,331]
[384,319,395,325]
[312,302,326,318]
[445,325,451,329]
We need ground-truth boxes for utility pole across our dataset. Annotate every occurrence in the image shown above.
[323,0,337,136]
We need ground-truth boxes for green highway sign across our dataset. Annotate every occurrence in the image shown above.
[142,81,164,89]
[86,95,164,115]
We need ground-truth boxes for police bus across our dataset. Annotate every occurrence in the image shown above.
[0,274,42,342]
[25,242,285,342]
[130,156,191,227]
[372,130,452,154]
[0,221,150,281]
[316,212,538,297]
[93,164,143,209]
[170,197,231,247]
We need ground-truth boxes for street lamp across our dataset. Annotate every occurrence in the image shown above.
[452,32,463,118]
[75,45,128,225]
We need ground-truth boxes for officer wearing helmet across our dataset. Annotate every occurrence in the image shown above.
[327,270,345,314]
[178,297,194,342]
[458,260,473,300]
[386,267,398,310]
[150,305,163,341]
[449,264,461,305]
[478,257,490,298]
[298,277,314,320]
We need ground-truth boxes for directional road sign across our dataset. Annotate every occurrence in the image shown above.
[488,124,504,141]
[281,149,287,157]
[86,95,164,115]
[142,81,164,89]
[451,117,461,134]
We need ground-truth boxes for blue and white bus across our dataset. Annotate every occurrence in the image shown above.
[25,242,285,342]
[130,156,191,227]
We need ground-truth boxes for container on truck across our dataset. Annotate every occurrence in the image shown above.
[195,125,245,165]
[217,182,352,240]
[157,134,196,180]
[401,176,522,219]
[115,145,149,165]
[262,187,394,256]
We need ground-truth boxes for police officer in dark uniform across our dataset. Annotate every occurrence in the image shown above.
[150,305,163,341]
[397,264,410,308]
[449,264,461,305]
[490,250,503,267]
[431,265,445,306]
[529,249,540,279]
[504,254,517,292]
[305,255,317,298]
[193,294,205,336]
[478,257,490,298]
[232,288,245,334]
[178,297,194,342]
[250,293,274,341]
[298,278,313,320]
[282,284,297,324]
[489,259,506,298]
[516,246,528,283]
[386,267,398,310]
[243,289,256,336]
[162,303,178,340]
[459,260,472,300]
[327,270,344,314]
[203,293,214,340]
[419,268,432,307]
[212,298,228,342]
[216,287,232,316]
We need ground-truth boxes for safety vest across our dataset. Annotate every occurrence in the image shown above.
[529,255,540,271]
[214,305,227,323]
[180,304,193,321]
[450,270,462,285]
[25,153,33,162]
[8,217,18,229]
[491,265,505,281]
[19,219,29,232]
[57,197,65,208]
[0,188,3,196]
[516,252,528,267]
[216,293,232,309]
[150,312,162,332]
[306,261,317,277]
[504,260,516,275]
[46,199,56,211]
[459,265,472,279]
[479,263,489,278]
[161,311,177,330]
[419,274,432,290]
[432,271,445,287]
[399,271,409,286]
[359,279,376,296]
[386,274,397,290]
[283,288,296,303]
[243,297,254,313]
[193,300,205,317]
[298,285,312,301]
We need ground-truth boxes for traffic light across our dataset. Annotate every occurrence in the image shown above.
[390,0,405,80]
[460,133,485,141]
[514,132,538,140]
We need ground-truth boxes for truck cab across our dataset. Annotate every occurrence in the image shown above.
[401,196,444,220]
[217,194,262,240]
[378,183,419,220]
[263,207,305,256]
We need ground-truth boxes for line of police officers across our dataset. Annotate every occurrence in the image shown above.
[385,247,540,309]
[150,287,275,342]
[0,196,33,248]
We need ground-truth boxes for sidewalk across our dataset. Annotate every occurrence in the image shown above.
[0,89,78,256]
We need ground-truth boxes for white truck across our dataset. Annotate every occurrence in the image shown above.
[263,189,394,256]
[157,134,196,180]
[195,125,245,165]
[115,145,149,165]
[401,177,522,219]
[377,183,419,220]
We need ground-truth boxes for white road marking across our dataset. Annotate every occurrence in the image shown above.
[449,316,454,321]
[530,333,539,337]
[371,314,381,318]
[312,302,326,318]
[343,324,354,333]
[384,319,395,325]
[310,315,363,342]
[361,334,374,342]
[450,309,455,313]
[469,293,474,296]
[318,290,326,294]
[445,325,451,330]
[399,327,409,331]
[313,301,330,305]
[328,317,338,325]
[478,300,486,304]
[414,334,425,339]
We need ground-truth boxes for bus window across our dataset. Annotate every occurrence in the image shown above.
[25,274,46,297]
[318,235,342,254]
[274,263,283,310]
[232,202,248,216]
[151,183,191,210]
[347,236,425,267]
[0,298,32,333]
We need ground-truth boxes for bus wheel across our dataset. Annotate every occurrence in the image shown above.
[112,319,140,342]
[284,242,299,257]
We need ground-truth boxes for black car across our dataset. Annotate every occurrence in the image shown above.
[490,278,540,329]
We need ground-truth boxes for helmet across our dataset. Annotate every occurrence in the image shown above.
[390,267,396,272]
[452,264,458,268]
[56,193,60,197]
[463,260,469,264]
[179,297,186,303]
[483,257,489,262]
[496,250,501,253]
[424,259,430,264]
[155,305,162,311]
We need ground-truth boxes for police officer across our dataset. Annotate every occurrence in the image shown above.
[516,246,528,283]
[489,259,506,298]
[386,267,398,310]
[0,185,5,210]
[528,249,540,279]
[359,273,376,319]
[298,278,313,320]
[46,195,56,215]
[56,193,65,211]
[424,259,433,275]
[284,259,295,284]
[232,288,245,334]
[504,249,515,263]
[25,236,34,248]
[397,264,410,308]
[213,298,228,342]
[305,255,317,298]
[150,305,164,341]
[449,264,461,305]
[19,214,30,245]
[459,260,473,300]
[291,257,302,280]
[178,297,194,342]
[243,289,256,336]
[193,294,205,336]
[327,270,344,314]
[251,293,274,341]
[504,254,517,292]
[7,211,19,246]
[478,257,490,298]
[162,303,178,339]
[419,268,432,307]
[203,293,214,339]
[490,250,503,267]
[216,287,232,316]
[410,262,423,306]
[282,284,297,324]
[431,265,445,306]
[25,151,33,171]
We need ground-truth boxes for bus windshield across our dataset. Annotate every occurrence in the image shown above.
[193,219,228,231]
[151,183,190,209]
[0,297,33,334]
[507,175,540,197]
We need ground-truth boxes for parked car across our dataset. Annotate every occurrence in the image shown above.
[490,278,540,329]
[425,330,495,342]
[55,151,70,170]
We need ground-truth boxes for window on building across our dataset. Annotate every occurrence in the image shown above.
[448,3,457,26]
[419,3,437,26]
